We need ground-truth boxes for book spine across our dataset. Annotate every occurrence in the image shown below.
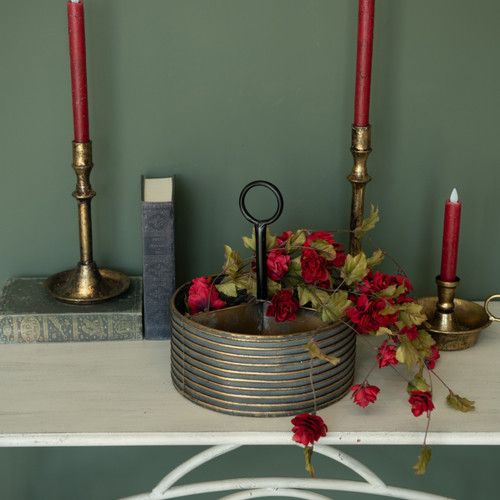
[0,313,143,343]
[142,201,175,339]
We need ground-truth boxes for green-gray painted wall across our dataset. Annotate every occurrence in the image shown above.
[1,1,499,498]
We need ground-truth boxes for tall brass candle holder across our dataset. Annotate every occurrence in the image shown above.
[417,276,491,351]
[45,141,130,304]
[348,125,371,255]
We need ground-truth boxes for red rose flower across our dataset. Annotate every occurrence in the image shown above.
[277,231,294,246]
[187,277,226,314]
[408,390,434,417]
[400,324,419,341]
[291,413,328,446]
[360,271,412,302]
[346,294,398,334]
[377,340,398,368]
[301,248,328,284]
[350,382,380,408]
[305,231,346,267]
[267,250,290,281]
[265,289,300,322]
[425,345,440,369]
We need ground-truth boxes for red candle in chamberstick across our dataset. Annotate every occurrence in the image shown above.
[67,0,90,143]
[354,0,375,127]
[440,189,462,282]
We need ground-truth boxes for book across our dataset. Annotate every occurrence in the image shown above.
[0,277,143,343]
[142,176,175,340]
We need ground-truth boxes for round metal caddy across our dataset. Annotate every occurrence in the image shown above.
[170,282,356,417]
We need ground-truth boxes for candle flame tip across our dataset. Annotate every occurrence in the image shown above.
[450,188,459,203]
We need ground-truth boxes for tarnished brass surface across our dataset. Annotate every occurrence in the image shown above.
[417,277,491,351]
[46,142,129,303]
[348,125,371,255]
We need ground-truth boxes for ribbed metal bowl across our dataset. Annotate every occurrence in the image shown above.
[170,282,355,417]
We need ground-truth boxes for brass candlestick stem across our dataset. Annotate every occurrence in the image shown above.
[417,277,491,351]
[45,141,130,304]
[348,125,371,255]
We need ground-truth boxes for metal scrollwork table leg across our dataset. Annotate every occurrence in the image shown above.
[118,444,454,500]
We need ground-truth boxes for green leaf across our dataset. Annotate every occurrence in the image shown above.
[304,446,315,478]
[305,340,340,366]
[354,205,379,238]
[310,239,336,261]
[341,252,368,285]
[366,248,384,268]
[374,326,393,337]
[320,291,352,323]
[266,278,282,297]
[222,245,244,278]
[395,337,420,369]
[287,256,303,277]
[285,229,306,251]
[413,446,432,476]
[241,227,277,252]
[408,374,431,393]
[446,394,476,412]
[398,301,427,327]
[215,280,238,298]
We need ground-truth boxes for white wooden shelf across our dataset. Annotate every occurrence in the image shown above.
[1,301,498,449]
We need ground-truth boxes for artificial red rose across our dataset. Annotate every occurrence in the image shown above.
[277,231,294,246]
[360,271,412,302]
[408,390,434,417]
[377,340,398,368]
[305,231,346,267]
[291,413,328,446]
[400,324,419,341]
[350,382,380,408]
[265,289,300,322]
[267,250,290,281]
[425,345,440,369]
[187,277,226,314]
[301,248,328,284]
[346,294,398,334]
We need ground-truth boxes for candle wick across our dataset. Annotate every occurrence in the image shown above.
[450,188,459,203]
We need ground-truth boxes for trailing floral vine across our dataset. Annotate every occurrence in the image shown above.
[185,206,475,476]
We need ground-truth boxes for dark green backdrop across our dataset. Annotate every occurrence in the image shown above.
[1,0,499,498]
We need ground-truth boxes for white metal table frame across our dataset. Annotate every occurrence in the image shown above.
[1,302,499,499]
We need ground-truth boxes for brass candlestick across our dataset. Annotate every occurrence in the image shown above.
[45,141,130,304]
[417,277,491,351]
[348,125,371,255]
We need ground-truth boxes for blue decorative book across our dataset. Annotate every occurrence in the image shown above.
[142,176,175,340]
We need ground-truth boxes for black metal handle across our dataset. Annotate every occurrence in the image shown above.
[239,180,284,300]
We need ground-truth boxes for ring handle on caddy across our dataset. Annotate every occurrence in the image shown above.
[239,180,284,301]
[484,294,500,323]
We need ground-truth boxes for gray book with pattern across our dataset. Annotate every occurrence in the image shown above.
[0,277,143,343]
[142,176,175,339]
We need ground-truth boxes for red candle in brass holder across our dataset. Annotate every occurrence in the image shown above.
[418,190,491,350]
[45,1,129,304]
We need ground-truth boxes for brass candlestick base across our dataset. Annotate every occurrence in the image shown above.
[417,276,491,351]
[348,125,371,256]
[45,141,129,304]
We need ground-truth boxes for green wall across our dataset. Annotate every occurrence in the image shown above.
[1,0,500,499]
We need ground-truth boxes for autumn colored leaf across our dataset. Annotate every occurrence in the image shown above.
[413,445,432,476]
[446,394,476,412]
[396,337,420,369]
[305,340,340,366]
[304,446,315,478]
[320,291,351,323]
[222,245,244,278]
[366,248,384,268]
[354,205,379,238]
[341,252,368,285]
[408,374,431,394]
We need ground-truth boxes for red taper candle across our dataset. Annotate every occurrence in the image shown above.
[67,0,90,143]
[440,188,462,282]
[354,0,375,127]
